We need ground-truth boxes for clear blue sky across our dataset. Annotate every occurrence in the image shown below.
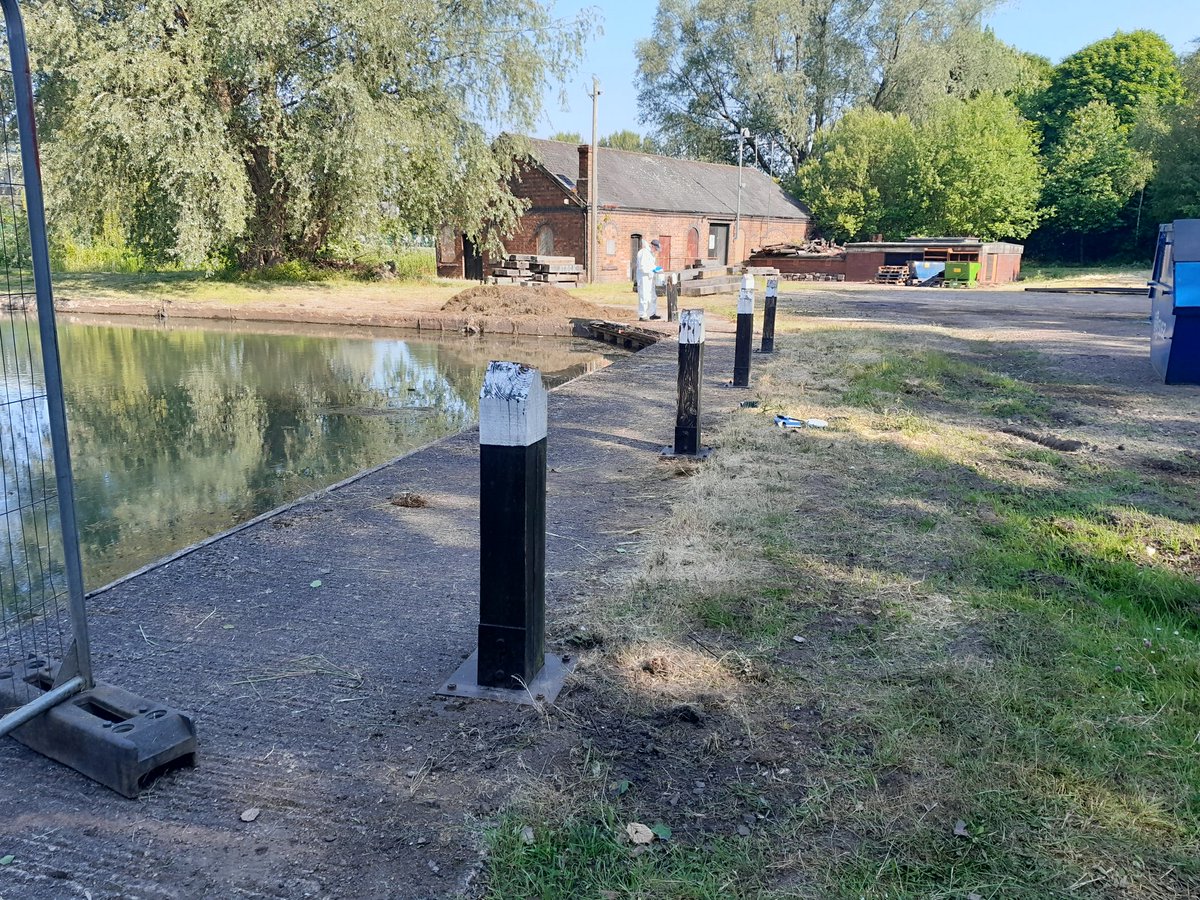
[536,0,1199,141]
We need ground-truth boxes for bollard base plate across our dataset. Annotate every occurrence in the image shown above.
[659,447,713,461]
[437,650,576,706]
[0,659,197,798]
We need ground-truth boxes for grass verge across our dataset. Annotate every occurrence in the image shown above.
[481,321,1200,898]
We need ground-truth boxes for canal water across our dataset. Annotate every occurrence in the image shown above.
[5,315,624,590]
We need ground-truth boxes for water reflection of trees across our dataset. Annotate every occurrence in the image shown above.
[6,319,616,589]
[0,315,70,672]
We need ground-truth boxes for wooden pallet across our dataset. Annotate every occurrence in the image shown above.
[585,320,662,351]
[875,265,909,285]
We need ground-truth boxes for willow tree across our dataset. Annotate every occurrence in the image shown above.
[635,0,1022,174]
[27,0,593,267]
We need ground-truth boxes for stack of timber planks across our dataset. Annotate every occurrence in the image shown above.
[678,263,778,297]
[491,255,584,286]
[679,263,742,297]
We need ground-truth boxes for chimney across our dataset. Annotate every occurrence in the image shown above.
[576,144,590,203]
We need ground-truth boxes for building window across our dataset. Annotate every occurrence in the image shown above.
[536,224,554,256]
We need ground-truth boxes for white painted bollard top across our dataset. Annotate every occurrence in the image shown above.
[679,308,705,345]
[479,361,548,447]
[738,273,755,315]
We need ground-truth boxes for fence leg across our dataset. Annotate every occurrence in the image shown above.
[661,309,711,460]
[439,361,574,704]
[666,275,679,323]
[760,277,778,353]
[730,274,754,387]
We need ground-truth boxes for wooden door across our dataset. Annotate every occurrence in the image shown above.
[657,235,672,271]
[686,227,700,264]
[709,224,729,265]
[462,234,484,281]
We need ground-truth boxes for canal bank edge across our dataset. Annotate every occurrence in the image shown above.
[55,296,604,338]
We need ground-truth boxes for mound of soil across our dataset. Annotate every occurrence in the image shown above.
[442,284,609,319]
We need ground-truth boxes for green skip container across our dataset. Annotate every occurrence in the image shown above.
[944,261,981,286]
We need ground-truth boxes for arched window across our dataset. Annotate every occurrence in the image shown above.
[536,223,554,256]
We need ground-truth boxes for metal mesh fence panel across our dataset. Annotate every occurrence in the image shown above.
[0,2,92,730]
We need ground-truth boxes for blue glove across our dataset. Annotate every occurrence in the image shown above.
[653,266,663,272]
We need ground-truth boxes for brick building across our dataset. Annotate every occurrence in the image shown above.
[436,138,812,283]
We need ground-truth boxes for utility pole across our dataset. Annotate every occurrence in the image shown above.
[735,127,749,262]
[589,77,601,284]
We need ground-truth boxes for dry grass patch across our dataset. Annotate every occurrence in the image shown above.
[484,319,1200,899]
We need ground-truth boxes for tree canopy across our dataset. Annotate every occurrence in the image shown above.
[634,0,1027,175]
[1149,49,1200,223]
[790,108,924,242]
[793,93,1041,243]
[1042,101,1149,239]
[28,0,593,267]
[599,130,660,153]
[1034,30,1186,144]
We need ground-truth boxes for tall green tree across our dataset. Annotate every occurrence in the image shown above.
[548,132,584,144]
[918,93,1043,240]
[1034,30,1186,144]
[792,93,1042,242]
[1042,101,1149,249]
[28,0,594,267]
[1149,50,1200,222]
[791,108,926,242]
[635,0,1019,174]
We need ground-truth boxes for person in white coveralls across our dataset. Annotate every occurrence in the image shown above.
[635,238,661,321]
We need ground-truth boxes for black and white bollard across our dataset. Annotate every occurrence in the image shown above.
[661,309,711,460]
[760,276,778,353]
[666,274,679,323]
[439,361,574,704]
[730,273,754,387]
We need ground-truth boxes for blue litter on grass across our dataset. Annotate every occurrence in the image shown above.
[775,416,829,430]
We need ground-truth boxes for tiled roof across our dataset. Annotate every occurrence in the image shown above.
[524,138,810,222]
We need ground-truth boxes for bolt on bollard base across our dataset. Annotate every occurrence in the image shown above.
[437,361,575,706]
[661,309,712,461]
[438,651,576,706]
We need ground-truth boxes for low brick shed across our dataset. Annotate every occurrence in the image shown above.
[438,138,812,283]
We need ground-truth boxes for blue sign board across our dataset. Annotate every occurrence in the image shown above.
[1150,220,1200,384]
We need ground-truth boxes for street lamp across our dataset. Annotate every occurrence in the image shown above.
[735,126,750,254]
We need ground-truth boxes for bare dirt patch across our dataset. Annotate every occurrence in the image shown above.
[442,284,624,321]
